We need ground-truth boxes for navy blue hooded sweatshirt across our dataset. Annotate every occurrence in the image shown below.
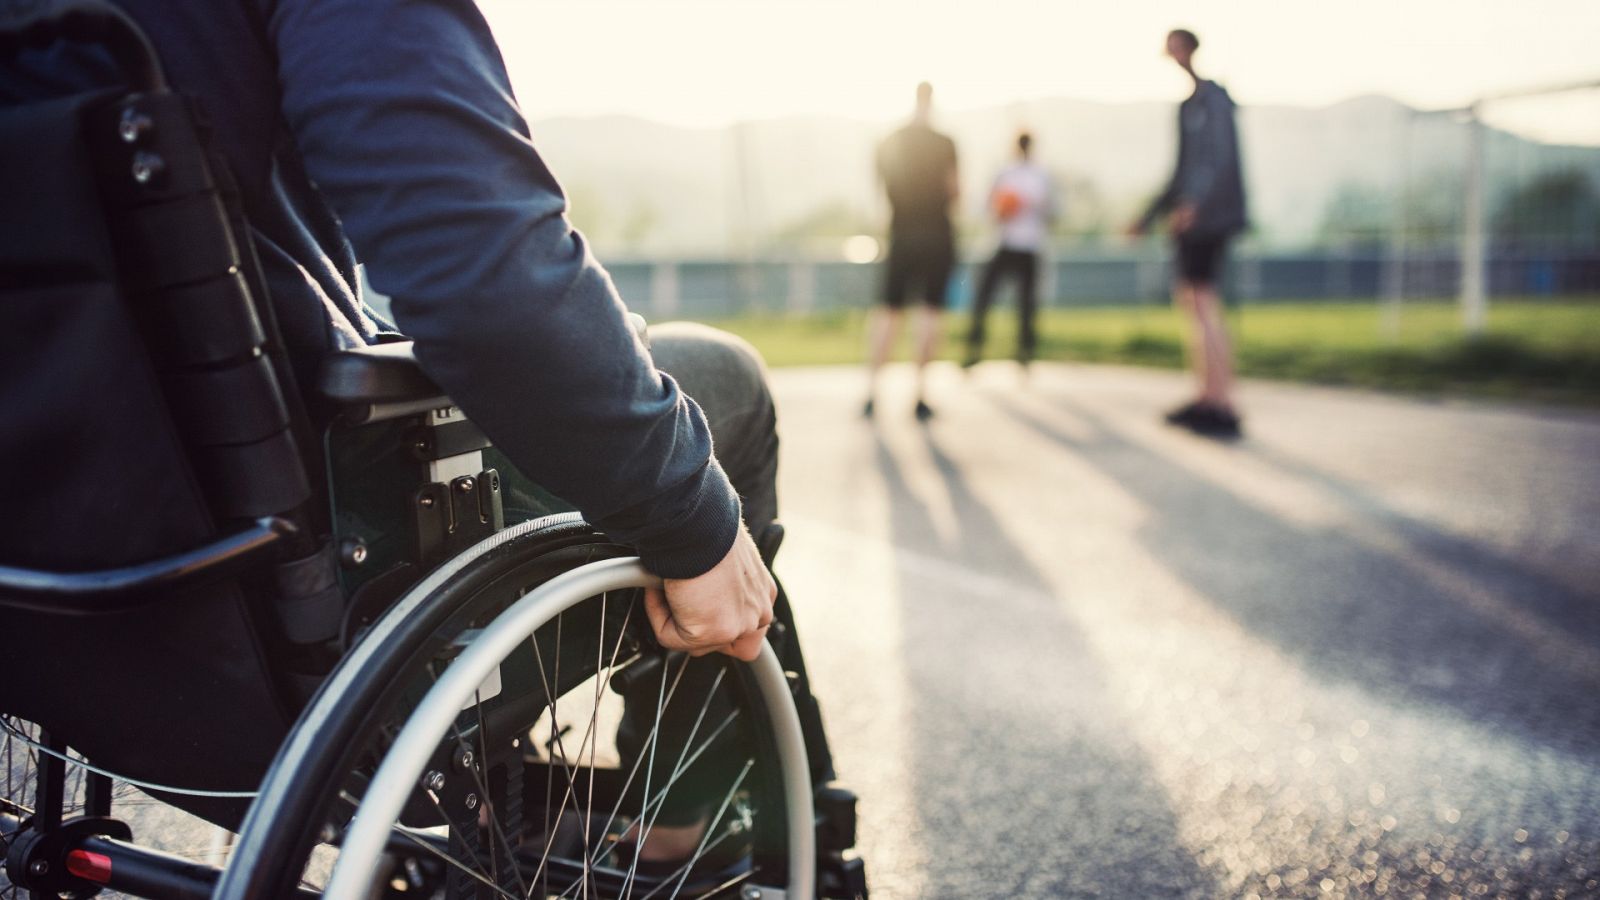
[1,0,740,578]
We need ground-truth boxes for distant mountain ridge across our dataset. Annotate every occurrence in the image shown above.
[527,94,1600,256]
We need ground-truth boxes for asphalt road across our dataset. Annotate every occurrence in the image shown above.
[771,362,1600,899]
[7,362,1597,899]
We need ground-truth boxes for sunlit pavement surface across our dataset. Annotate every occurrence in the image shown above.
[9,362,1598,900]
[773,361,1600,900]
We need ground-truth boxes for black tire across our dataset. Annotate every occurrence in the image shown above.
[217,513,809,899]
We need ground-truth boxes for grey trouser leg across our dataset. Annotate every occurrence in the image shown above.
[614,323,780,824]
[618,323,837,822]
[646,321,779,538]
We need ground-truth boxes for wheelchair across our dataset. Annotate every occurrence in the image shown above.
[0,4,865,897]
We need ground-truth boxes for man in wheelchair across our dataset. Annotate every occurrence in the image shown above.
[0,1,861,897]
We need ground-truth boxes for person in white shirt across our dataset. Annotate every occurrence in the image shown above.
[964,131,1057,369]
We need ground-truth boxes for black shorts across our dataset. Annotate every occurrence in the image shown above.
[883,235,954,310]
[1175,234,1231,285]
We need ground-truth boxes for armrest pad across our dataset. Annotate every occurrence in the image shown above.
[317,342,444,405]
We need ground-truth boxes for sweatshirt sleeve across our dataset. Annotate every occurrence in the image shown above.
[264,0,739,578]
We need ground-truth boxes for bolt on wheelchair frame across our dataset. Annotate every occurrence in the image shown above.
[0,2,864,897]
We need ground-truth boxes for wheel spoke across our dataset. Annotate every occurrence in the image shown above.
[417,666,500,890]
[622,666,730,898]
[626,709,741,858]
[627,668,727,876]
[474,693,504,894]
[581,592,609,900]
[526,594,638,897]
[455,691,530,899]
[638,759,754,900]
[556,733,748,896]
[537,612,561,900]
[621,655,679,897]
[528,630,603,890]
[394,825,522,900]
[580,658,694,873]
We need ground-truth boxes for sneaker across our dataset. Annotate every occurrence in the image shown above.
[914,400,935,421]
[1163,400,1206,426]
[1185,405,1242,439]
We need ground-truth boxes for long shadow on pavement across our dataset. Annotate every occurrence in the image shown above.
[992,395,1600,756]
[1240,440,1600,638]
[870,423,1216,898]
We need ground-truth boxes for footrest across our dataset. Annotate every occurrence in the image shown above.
[813,783,857,854]
[819,850,869,900]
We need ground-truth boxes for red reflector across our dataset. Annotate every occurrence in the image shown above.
[66,849,113,882]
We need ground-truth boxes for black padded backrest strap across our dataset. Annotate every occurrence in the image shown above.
[79,88,315,525]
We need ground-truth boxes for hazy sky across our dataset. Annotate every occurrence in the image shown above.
[480,0,1600,143]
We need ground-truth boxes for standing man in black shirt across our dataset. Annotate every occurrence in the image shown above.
[868,81,960,421]
[1129,28,1249,438]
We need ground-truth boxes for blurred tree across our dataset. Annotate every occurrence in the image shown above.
[1316,182,1392,246]
[1316,173,1464,248]
[768,201,875,254]
[1051,170,1110,244]
[1492,169,1600,248]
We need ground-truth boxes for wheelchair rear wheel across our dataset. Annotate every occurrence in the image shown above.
[217,513,813,899]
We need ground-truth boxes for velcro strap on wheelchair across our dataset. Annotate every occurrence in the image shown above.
[107,193,239,290]
[86,94,260,355]
[271,543,344,644]
[161,354,289,446]
[137,272,268,367]
[79,89,314,522]
[190,430,309,521]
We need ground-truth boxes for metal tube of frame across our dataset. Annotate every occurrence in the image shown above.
[63,835,322,900]
[35,730,66,831]
[1460,105,1488,335]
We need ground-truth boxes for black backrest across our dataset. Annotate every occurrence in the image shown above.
[0,2,324,825]
[0,1,313,575]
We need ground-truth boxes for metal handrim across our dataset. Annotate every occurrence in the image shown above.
[321,556,815,899]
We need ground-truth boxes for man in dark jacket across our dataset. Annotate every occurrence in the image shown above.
[2,0,790,862]
[0,0,776,657]
[1130,28,1249,437]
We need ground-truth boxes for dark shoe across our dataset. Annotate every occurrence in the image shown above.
[861,399,874,418]
[1185,405,1242,439]
[960,354,980,371]
[1163,400,1205,426]
[914,400,934,421]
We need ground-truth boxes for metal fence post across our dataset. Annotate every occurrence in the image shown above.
[1460,105,1488,334]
